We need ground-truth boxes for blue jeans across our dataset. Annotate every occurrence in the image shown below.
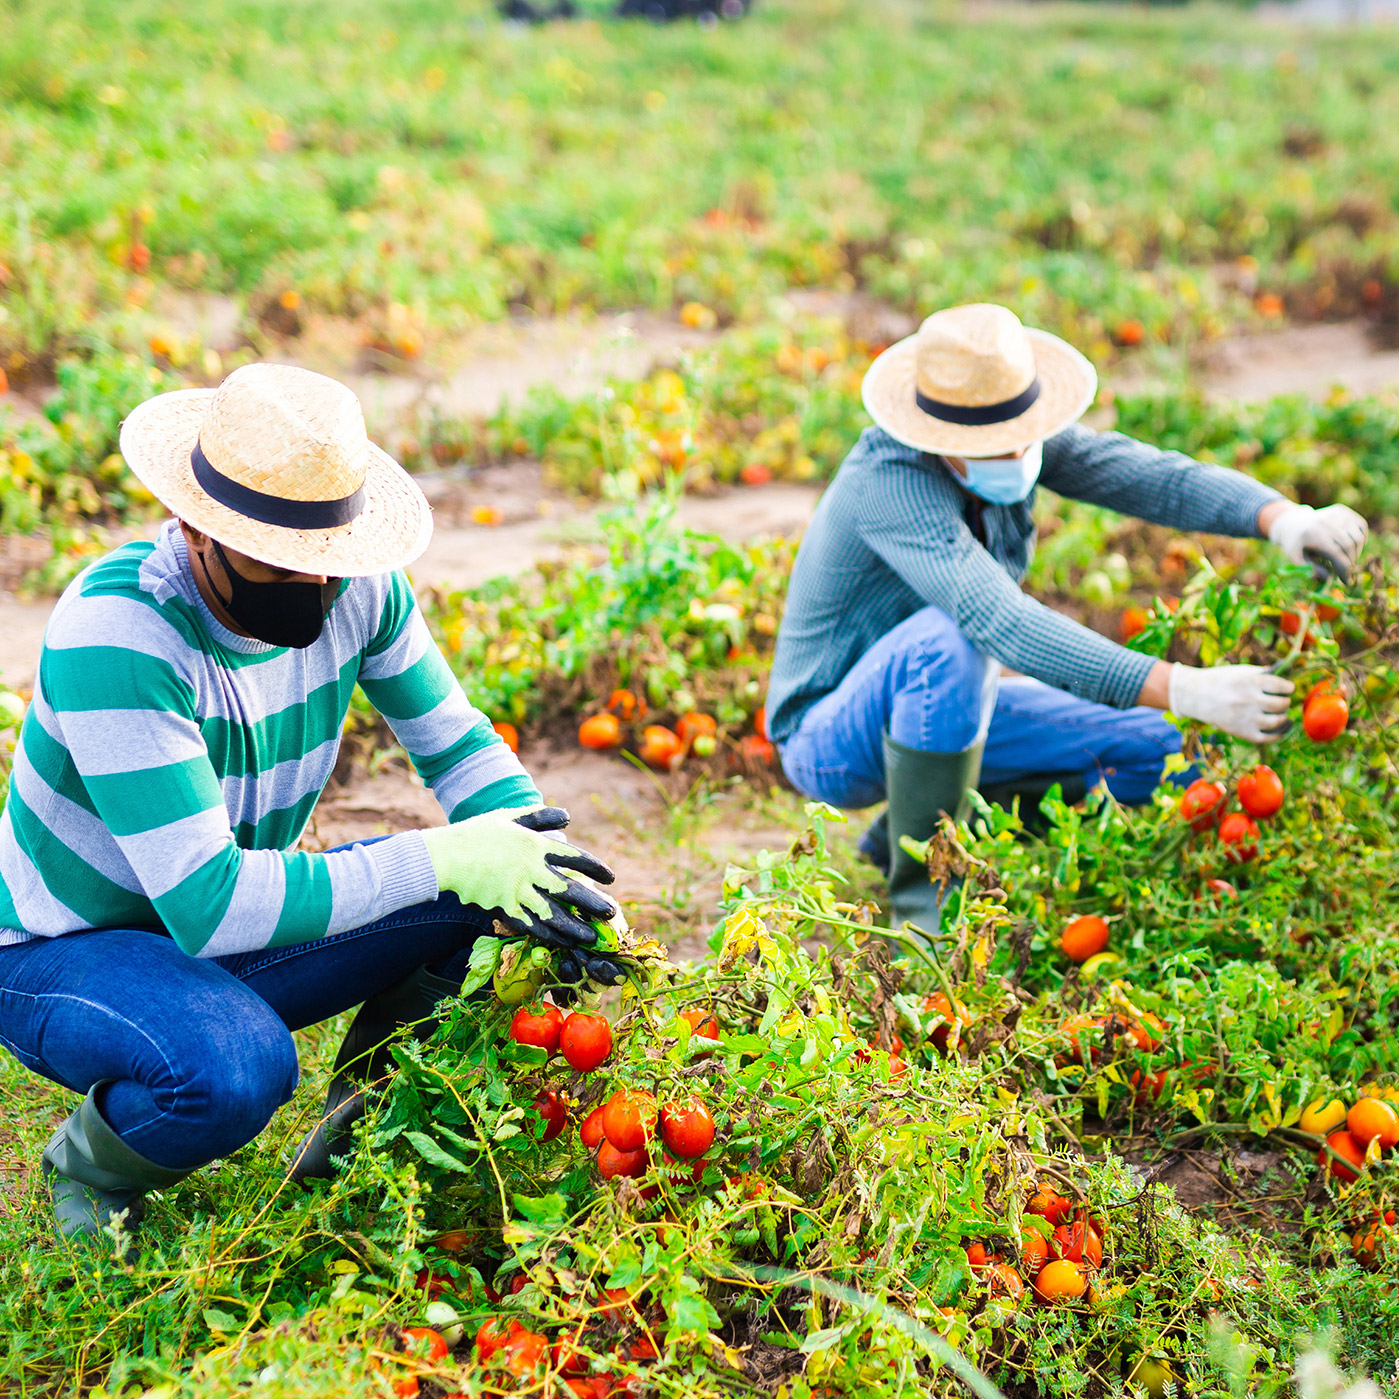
[778,605,1183,810]
[0,849,492,1171]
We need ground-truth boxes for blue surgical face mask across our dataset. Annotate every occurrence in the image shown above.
[955,440,1043,505]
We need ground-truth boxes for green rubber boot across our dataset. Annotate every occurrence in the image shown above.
[883,732,984,936]
[41,1086,189,1243]
[290,963,463,1183]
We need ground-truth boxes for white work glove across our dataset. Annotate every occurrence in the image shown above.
[1168,664,1295,744]
[1267,502,1368,581]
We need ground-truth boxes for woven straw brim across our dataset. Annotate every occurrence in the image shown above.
[861,328,1097,457]
[120,388,432,577]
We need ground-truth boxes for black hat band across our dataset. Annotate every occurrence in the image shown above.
[191,441,366,529]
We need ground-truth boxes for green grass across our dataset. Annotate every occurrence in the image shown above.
[3,0,1399,377]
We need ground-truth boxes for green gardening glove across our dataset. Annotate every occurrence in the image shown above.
[420,805,616,948]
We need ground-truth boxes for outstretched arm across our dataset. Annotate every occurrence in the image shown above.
[1039,422,1283,538]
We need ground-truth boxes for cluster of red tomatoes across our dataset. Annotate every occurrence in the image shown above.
[1178,760,1287,866]
[511,1003,720,1190]
[577,690,773,771]
[964,1184,1108,1306]
[388,1298,655,1397]
[508,1002,615,1146]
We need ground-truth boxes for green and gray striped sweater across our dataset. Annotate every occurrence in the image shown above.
[0,522,539,957]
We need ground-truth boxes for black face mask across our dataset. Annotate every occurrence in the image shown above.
[198,538,340,649]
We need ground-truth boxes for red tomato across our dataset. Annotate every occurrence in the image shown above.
[391,1378,419,1399]
[1052,1221,1103,1268]
[1179,778,1226,832]
[560,1012,613,1073]
[401,1327,450,1362]
[1303,692,1349,743]
[965,1241,1000,1271]
[414,1267,445,1298]
[492,721,520,754]
[659,1099,716,1159]
[475,1317,523,1362]
[601,1090,658,1152]
[680,1008,721,1041]
[597,1140,649,1180]
[552,1326,590,1376]
[503,1330,548,1376]
[1280,610,1311,643]
[1218,812,1260,863]
[1200,878,1237,904]
[1318,1129,1367,1184]
[922,991,968,1053]
[580,1103,607,1150]
[528,1089,568,1143]
[510,1001,564,1054]
[431,1229,476,1254]
[1025,1186,1073,1227]
[1238,765,1284,820]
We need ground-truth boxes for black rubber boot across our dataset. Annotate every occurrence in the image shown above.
[42,1085,189,1244]
[883,732,984,936]
[977,771,1089,836]
[290,964,463,1183]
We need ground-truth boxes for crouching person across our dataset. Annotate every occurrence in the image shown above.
[766,304,1367,932]
[0,365,623,1243]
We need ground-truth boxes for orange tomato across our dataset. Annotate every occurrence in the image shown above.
[1019,1228,1050,1278]
[1348,1098,1399,1150]
[986,1262,1025,1299]
[922,992,968,1053]
[607,688,643,721]
[1060,914,1109,962]
[639,724,685,771]
[491,721,519,754]
[1033,1258,1088,1304]
[675,712,717,748]
[579,712,623,750]
[753,705,768,741]
[1114,319,1146,347]
[1119,606,1149,642]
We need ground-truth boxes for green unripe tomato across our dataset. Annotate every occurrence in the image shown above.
[1126,1356,1174,1398]
[494,948,547,1004]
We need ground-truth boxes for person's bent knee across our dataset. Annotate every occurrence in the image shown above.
[178,1029,300,1167]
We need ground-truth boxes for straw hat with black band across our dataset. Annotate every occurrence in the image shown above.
[119,363,433,577]
[861,302,1098,459]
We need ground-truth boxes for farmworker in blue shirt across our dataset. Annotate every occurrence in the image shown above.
[766,303,1369,931]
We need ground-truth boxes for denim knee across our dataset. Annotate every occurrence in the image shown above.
[887,613,995,754]
[178,1024,300,1166]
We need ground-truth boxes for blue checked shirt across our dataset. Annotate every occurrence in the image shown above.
[767,423,1282,745]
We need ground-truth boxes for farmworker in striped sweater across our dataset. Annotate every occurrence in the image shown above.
[0,364,624,1244]
[768,304,1368,932]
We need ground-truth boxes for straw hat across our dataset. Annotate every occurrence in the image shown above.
[861,303,1097,458]
[119,363,432,577]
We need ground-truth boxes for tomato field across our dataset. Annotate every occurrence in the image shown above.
[5,0,1399,1394]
